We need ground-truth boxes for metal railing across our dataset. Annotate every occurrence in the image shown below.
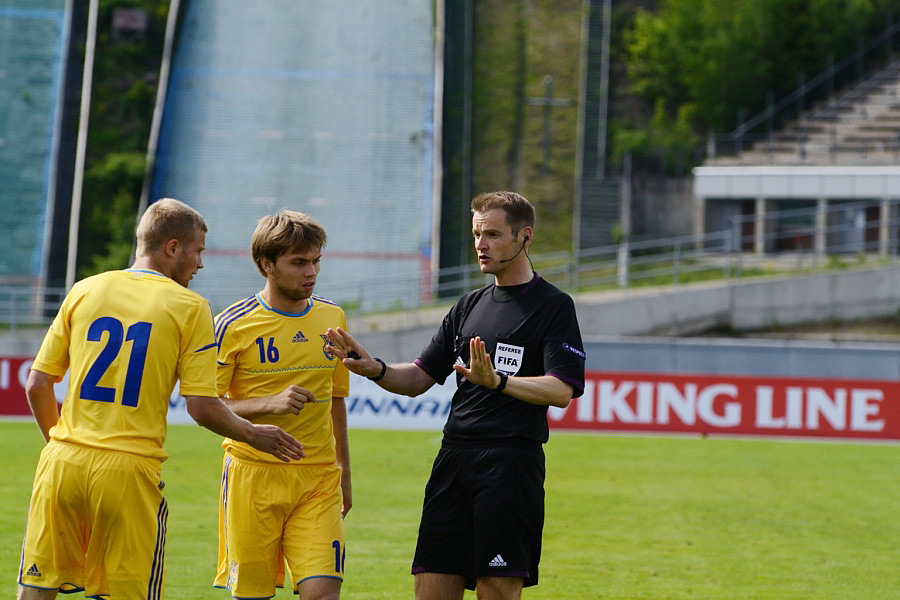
[5,201,898,330]
[0,287,67,331]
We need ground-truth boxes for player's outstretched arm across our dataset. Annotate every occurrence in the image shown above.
[24,369,60,443]
[186,395,305,462]
[324,326,379,376]
[325,327,437,397]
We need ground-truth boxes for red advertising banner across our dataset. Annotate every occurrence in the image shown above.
[3,360,900,441]
[0,357,36,416]
[548,371,900,441]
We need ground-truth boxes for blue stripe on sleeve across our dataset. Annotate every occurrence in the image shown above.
[214,297,260,348]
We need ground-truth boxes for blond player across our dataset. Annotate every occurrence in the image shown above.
[17,198,304,600]
[213,210,350,600]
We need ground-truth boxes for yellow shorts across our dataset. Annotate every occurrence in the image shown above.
[19,441,167,600]
[214,451,345,598]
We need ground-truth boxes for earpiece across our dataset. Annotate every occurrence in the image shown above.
[499,233,530,263]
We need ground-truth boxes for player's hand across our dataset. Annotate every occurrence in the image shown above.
[326,327,381,378]
[453,336,501,389]
[268,385,315,415]
[248,424,305,462]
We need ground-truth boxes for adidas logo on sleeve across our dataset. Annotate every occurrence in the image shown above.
[488,554,507,567]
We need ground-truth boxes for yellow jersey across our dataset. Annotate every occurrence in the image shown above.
[31,269,218,460]
[214,293,350,465]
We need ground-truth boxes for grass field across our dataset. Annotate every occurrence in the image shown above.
[3,422,900,599]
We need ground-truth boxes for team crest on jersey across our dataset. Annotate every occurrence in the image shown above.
[320,334,337,361]
[494,342,524,375]
[292,330,308,343]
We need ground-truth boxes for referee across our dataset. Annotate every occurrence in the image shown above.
[327,191,585,600]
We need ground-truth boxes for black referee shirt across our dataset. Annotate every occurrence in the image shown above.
[415,273,585,446]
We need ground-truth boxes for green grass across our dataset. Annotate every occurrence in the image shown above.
[3,422,900,598]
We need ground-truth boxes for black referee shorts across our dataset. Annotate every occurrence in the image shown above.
[411,444,546,590]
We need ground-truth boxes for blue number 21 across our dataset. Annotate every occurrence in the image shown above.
[80,317,152,407]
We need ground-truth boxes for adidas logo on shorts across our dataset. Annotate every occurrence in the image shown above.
[26,564,41,577]
[488,554,507,567]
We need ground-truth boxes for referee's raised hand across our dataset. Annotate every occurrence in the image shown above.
[454,336,503,390]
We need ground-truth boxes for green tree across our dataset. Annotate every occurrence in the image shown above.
[78,152,145,279]
[620,0,898,159]
[77,0,169,278]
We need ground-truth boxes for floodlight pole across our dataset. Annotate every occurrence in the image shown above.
[431,0,445,300]
[65,0,99,290]
[39,0,73,298]
[572,0,590,278]
[596,0,611,179]
[136,0,181,260]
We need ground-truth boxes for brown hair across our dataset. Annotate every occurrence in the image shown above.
[251,210,327,276]
[135,198,207,256]
[471,191,535,237]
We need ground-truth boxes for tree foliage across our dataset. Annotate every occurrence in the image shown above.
[78,152,145,279]
[620,0,900,158]
[77,0,168,278]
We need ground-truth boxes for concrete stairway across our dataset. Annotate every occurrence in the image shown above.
[710,59,900,165]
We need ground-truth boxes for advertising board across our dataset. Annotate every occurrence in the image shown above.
[548,371,897,441]
[1,359,895,441]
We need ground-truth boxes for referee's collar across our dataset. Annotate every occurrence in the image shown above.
[491,272,540,301]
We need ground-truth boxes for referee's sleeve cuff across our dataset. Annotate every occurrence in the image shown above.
[413,358,445,384]
[548,371,584,398]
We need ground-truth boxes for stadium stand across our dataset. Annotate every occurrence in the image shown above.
[709,57,900,166]
[696,40,900,257]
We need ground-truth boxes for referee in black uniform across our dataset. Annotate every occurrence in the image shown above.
[327,191,585,600]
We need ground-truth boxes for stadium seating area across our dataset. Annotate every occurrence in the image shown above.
[709,57,900,166]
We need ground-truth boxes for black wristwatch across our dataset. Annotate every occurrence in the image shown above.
[368,357,387,382]
[492,371,508,393]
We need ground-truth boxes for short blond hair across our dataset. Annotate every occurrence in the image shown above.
[251,210,327,276]
[135,198,207,256]
[471,191,535,237]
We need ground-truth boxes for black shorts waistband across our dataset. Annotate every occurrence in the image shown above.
[440,437,543,450]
